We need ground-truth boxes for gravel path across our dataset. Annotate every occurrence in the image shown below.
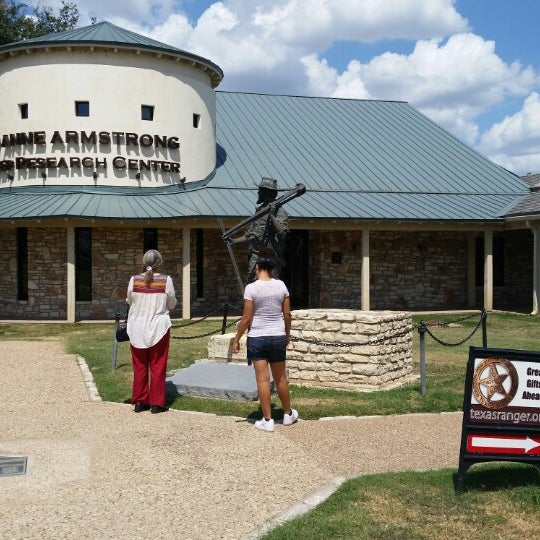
[0,341,462,539]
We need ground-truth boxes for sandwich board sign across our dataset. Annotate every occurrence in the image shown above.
[456,346,540,493]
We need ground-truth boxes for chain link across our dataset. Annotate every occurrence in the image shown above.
[171,318,240,340]
[170,304,224,329]
[421,317,484,347]
[292,325,415,348]
[419,310,486,347]
[168,302,486,347]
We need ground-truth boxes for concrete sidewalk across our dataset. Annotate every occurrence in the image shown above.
[0,341,462,539]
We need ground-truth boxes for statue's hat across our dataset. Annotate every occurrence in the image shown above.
[259,177,278,190]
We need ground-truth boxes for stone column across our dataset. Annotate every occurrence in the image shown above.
[483,230,493,311]
[182,226,191,320]
[66,227,76,323]
[361,229,370,310]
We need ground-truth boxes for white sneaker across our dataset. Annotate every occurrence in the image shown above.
[283,408,299,426]
[254,418,275,432]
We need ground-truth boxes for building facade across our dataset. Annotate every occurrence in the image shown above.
[1,22,539,321]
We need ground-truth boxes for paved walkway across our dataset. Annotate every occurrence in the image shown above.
[0,341,463,539]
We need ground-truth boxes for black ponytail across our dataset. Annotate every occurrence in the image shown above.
[257,246,276,272]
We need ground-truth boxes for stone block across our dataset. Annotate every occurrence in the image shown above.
[207,332,246,364]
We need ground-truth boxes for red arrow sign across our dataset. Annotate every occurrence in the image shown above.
[467,434,540,455]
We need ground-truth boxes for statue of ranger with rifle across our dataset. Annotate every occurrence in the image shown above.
[222,178,306,287]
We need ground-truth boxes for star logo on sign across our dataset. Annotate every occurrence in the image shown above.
[480,365,508,400]
[472,357,518,409]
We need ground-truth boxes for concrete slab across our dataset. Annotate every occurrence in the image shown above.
[166,361,260,401]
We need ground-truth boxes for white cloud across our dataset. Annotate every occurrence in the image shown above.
[479,93,540,175]
[252,0,468,48]
[27,0,540,173]
[302,33,536,145]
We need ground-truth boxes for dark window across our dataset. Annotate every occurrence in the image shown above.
[196,228,204,298]
[75,101,90,116]
[143,228,158,252]
[141,105,154,121]
[193,113,201,128]
[75,228,92,301]
[17,228,28,301]
[475,236,505,287]
[19,103,28,119]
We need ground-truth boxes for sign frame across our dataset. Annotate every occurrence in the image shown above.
[456,346,540,493]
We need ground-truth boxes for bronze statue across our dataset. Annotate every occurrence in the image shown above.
[227,178,290,283]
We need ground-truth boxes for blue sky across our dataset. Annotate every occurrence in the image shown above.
[40,0,540,175]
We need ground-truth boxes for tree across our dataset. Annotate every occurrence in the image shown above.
[0,1,79,46]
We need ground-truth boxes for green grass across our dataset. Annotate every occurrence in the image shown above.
[262,463,540,540]
[1,311,539,538]
[0,311,538,419]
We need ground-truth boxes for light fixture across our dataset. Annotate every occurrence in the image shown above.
[93,171,98,179]
[135,172,141,180]
[7,174,14,181]
[41,171,47,179]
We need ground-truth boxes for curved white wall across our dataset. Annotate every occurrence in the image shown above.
[0,49,217,188]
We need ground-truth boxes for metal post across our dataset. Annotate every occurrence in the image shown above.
[481,309,488,348]
[418,321,427,397]
[221,303,229,335]
[112,318,119,370]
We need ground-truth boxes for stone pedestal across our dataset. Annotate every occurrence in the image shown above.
[287,309,416,392]
[206,309,416,392]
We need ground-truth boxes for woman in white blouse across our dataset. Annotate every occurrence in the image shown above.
[126,250,176,414]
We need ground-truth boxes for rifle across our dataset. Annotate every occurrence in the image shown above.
[221,183,306,241]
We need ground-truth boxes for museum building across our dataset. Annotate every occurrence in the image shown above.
[1,21,540,321]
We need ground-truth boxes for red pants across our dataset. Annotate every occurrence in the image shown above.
[130,330,170,407]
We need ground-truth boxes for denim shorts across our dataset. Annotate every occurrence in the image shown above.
[247,335,286,363]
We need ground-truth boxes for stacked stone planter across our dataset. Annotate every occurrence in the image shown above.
[287,309,416,391]
[207,309,416,393]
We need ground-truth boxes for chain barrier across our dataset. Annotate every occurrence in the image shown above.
[168,302,242,340]
[170,303,226,328]
[417,309,487,398]
[291,325,415,348]
[171,318,241,340]
[419,309,487,348]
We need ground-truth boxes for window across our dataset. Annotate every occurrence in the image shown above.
[196,228,204,297]
[193,113,201,128]
[143,228,158,252]
[75,228,92,301]
[19,103,28,119]
[75,101,90,117]
[17,228,28,301]
[141,105,154,121]
[475,236,505,287]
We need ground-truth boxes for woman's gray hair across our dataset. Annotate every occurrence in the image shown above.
[142,249,163,284]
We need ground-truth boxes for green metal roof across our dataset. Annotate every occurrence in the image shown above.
[0,21,223,87]
[0,92,530,223]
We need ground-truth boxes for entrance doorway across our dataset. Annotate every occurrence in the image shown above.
[282,230,309,307]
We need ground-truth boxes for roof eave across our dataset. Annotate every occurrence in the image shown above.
[0,41,223,88]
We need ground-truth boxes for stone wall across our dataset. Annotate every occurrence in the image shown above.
[311,230,469,310]
[0,227,184,320]
[287,309,415,391]
[0,226,534,319]
[190,229,247,314]
[0,228,67,319]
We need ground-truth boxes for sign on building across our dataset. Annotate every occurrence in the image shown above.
[456,347,540,493]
